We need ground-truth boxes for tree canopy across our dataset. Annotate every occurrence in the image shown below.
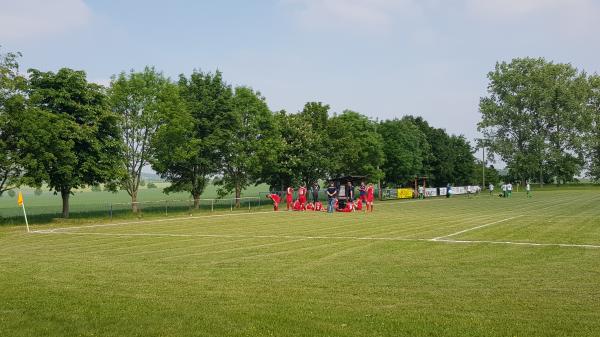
[25,68,123,217]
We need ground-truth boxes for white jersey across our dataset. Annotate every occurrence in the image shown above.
[526,183,530,191]
[507,183,513,191]
[489,184,494,191]
[501,184,506,191]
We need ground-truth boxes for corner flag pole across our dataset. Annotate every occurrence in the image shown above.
[17,191,29,233]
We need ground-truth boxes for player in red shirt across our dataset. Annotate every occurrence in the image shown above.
[305,202,315,211]
[298,184,307,206]
[266,193,280,211]
[286,186,294,211]
[337,200,354,212]
[314,201,323,211]
[355,198,363,211]
[366,183,375,212]
[292,199,304,211]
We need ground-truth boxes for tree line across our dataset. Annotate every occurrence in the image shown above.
[478,57,600,186]
[1,48,485,217]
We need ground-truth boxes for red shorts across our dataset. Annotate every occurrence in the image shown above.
[299,195,306,204]
[366,195,374,203]
[286,196,293,203]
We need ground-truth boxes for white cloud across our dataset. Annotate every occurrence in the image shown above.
[465,0,567,16]
[283,0,423,32]
[0,0,92,40]
[465,0,600,38]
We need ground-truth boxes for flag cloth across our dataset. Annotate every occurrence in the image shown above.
[17,191,23,207]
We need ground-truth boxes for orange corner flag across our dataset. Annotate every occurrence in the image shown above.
[17,191,23,207]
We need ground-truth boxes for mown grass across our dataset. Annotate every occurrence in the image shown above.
[1,190,599,337]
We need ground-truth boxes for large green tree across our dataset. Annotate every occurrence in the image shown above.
[25,68,123,218]
[378,118,429,187]
[214,86,278,206]
[404,116,476,186]
[260,110,326,191]
[109,67,181,212]
[327,110,384,181]
[151,70,232,206]
[587,74,600,182]
[0,48,27,196]
[478,58,589,185]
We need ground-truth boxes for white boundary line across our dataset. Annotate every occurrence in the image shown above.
[32,210,281,234]
[431,215,523,241]
[431,238,600,249]
[30,230,600,249]
[30,198,443,234]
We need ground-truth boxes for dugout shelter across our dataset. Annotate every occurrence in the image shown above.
[330,175,367,207]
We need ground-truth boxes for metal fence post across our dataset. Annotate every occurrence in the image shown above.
[109,203,113,221]
[211,199,214,212]
[230,198,233,212]
[165,200,168,216]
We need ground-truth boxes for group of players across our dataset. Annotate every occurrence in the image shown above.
[266,181,376,213]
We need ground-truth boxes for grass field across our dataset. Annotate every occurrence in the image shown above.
[0,183,269,222]
[1,190,599,336]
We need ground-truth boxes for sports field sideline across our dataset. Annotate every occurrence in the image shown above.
[1,190,599,336]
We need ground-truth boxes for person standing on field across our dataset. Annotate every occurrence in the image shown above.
[526,181,532,198]
[507,182,513,198]
[359,182,367,204]
[501,183,506,198]
[326,182,337,213]
[286,186,294,211]
[297,184,307,206]
[366,183,375,212]
[489,183,494,196]
[311,182,320,203]
[346,181,354,202]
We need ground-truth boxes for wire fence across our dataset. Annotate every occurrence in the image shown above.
[0,196,265,225]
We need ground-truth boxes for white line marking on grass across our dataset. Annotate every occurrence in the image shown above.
[29,198,440,234]
[31,210,282,234]
[31,231,426,241]
[31,230,600,249]
[431,215,523,241]
[431,238,600,249]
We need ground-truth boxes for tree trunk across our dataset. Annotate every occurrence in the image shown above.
[193,192,200,209]
[131,191,139,213]
[61,187,70,218]
[235,184,241,208]
[539,164,544,189]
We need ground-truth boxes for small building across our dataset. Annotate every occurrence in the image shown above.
[329,175,367,207]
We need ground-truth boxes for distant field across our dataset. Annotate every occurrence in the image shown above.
[0,183,269,221]
[1,190,599,336]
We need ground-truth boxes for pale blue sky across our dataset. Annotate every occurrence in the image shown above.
[2,0,600,143]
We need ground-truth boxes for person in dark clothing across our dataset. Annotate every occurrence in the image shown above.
[346,181,354,202]
[311,182,320,203]
[326,182,338,213]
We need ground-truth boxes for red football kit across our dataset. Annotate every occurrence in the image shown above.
[366,186,374,202]
[268,194,280,211]
[298,187,307,205]
[286,187,294,210]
